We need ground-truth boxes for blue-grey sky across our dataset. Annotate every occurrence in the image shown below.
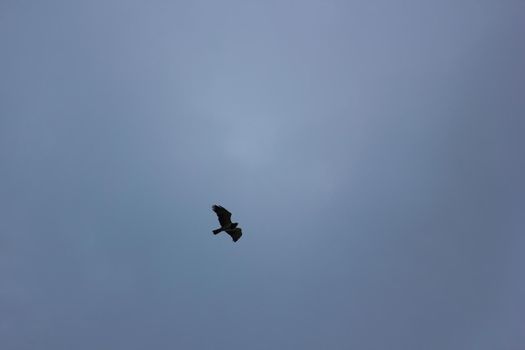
[1,1,524,349]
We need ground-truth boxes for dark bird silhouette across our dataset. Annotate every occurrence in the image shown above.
[212,205,242,242]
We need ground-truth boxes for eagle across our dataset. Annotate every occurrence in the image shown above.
[212,205,242,242]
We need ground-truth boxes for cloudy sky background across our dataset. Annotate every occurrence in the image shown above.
[1,1,524,349]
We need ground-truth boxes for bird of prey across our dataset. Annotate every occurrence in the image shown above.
[212,205,242,242]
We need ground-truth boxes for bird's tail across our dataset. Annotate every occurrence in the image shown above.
[213,228,223,235]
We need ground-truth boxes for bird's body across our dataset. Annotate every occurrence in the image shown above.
[212,205,243,242]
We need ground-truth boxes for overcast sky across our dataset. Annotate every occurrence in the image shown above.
[1,1,524,349]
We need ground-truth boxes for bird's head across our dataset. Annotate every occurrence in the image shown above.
[231,222,238,228]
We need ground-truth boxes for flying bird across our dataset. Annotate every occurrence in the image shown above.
[212,205,242,242]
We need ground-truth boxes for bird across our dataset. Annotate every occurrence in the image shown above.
[212,205,242,242]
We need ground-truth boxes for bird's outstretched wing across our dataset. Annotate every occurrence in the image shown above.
[226,228,242,242]
[212,205,232,227]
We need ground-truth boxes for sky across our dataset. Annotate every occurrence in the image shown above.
[1,1,524,349]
